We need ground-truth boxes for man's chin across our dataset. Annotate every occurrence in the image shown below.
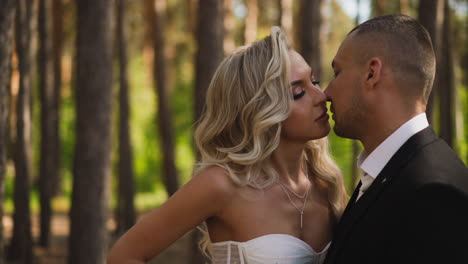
[333,125,357,140]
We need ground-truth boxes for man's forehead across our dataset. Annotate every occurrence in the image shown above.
[333,35,357,66]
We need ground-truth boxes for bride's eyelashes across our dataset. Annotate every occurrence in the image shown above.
[292,76,319,100]
[293,88,306,100]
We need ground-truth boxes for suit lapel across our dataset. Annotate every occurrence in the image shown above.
[335,181,360,232]
[330,127,439,258]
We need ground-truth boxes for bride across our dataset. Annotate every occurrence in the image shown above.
[107,26,347,264]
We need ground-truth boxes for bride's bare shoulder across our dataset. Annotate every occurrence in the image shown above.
[191,165,241,199]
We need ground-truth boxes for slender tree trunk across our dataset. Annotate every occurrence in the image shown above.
[372,0,403,16]
[69,0,113,263]
[0,1,15,263]
[194,0,223,132]
[465,12,468,163]
[277,0,293,38]
[51,0,63,197]
[224,0,236,54]
[418,0,444,125]
[192,1,224,263]
[399,0,410,15]
[153,0,179,196]
[9,0,34,262]
[38,0,54,247]
[372,0,386,16]
[143,0,156,84]
[298,0,324,79]
[115,0,136,235]
[439,0,454,146]
[244,0,258,44]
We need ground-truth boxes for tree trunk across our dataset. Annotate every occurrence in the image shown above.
[153,0,179,196]
[0,1,15,263]
[297,0,324,79]
[224,0,236,54]
[438,0,454,146]
[244,0,258,44]
[38,0,55,248]
[372,0,403,16]
[194,0,223,137]
[69,0,113,263]
[399,0,410,15]
[418,0,444,125]
[9,0,34,262]
[115,0,136,235]
[193,1,224,263]
[372,0,386,16]
[51,0,63,197]
[143,0,156,84]
[187,0,197,34]
[277,0,293,38]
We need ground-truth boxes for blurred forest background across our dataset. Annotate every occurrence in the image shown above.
[0,0,466,263]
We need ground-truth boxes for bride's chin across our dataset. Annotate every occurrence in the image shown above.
[312,125,331,140]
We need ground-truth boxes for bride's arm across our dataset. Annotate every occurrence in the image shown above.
[107,166,236,263]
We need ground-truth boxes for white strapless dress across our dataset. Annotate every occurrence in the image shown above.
[211,234,330,264]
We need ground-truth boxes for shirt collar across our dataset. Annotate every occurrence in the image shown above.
[358,113,429,179]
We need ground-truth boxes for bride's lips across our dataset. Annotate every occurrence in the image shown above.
[315,112,329,122]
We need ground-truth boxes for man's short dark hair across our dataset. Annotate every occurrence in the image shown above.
[350,14,436,103]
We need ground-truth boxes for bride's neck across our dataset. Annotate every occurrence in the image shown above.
[272,142,306,183]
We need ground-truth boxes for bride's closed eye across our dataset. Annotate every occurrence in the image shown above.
[293,87,305,100]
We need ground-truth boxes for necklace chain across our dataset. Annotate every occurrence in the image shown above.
[279,184,309,229]
[277,180,310,199]
[277,168,311,229]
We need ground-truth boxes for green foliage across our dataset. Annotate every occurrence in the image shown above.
[171,43,196,185]
[456,82,468,165]
[328,130,355,195]
[134,190,168,212]
[4,165,14,214]
[128,55,161,193]
[60,88,76,198]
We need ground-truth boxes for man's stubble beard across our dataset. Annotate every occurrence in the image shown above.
[333,90,367,140]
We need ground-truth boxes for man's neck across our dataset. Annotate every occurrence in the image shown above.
[360,110,425,154]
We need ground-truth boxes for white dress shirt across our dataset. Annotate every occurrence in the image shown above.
[356,113,429,200]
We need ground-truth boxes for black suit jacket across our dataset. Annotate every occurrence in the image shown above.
[324,127,468,264]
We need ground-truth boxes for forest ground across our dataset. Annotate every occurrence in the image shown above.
[2,213,193,264]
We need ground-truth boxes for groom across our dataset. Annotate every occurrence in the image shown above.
[323,15,468,264]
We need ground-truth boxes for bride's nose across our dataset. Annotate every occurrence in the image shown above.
[311,86,327,105]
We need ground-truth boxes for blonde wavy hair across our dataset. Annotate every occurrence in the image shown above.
[194,26,347,256]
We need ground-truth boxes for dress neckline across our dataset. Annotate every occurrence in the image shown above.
[211,233,331,254]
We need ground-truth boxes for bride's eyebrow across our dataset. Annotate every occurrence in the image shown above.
[290,67,313,86]
[290,79,303,86]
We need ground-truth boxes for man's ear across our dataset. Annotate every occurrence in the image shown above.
[365,57,382,88]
